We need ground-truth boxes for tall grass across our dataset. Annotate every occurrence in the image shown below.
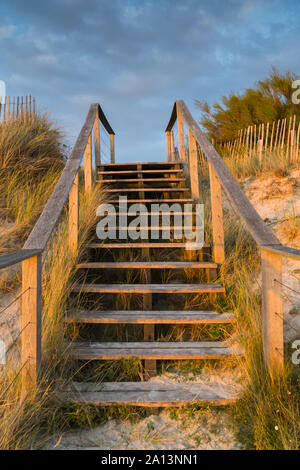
[196,159,300,449]
[215,145,300,180]
[0,183,106,449]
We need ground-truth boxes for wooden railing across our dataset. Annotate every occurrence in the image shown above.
[166,100,300,375]
[0,103,115,395]
[0,95,36,122]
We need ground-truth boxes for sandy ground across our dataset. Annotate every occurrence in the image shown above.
[44,368,243,450]
[243,169,300,342]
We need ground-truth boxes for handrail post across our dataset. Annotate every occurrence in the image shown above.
[93,115,100,166]
[110,134,115,163]
[69,173,79,253]
[261,248,284,375]
[165,131,172,162]
[170,131,175,161]
[21,254,42,396]
[84,133,92,193]
[176,103,185,165]
[208,163,225,264]
[188,129,200,201]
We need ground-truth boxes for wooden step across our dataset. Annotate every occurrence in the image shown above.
[98,178,185,183]
[88,242,209,249]
[109,199,194,203]
[70,341,234,360]
[77,261,217,269]
[66,310,235,324]
[98,162,181,167]
[106,188,189,193]
[98,169,183,175]
[114,211,196,216]
[62,381,239,406]
[72,283,225,294]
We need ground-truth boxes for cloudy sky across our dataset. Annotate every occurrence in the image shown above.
[1,0,299,162]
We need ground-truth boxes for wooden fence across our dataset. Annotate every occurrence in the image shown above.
[218,115,300,162]
[0,95,36,122]
[166,100,300,376]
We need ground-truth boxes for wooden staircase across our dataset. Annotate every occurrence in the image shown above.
[65,161,239,407]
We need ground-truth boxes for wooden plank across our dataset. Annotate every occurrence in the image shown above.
[166,130,172,162]
[21,254,42,396]
[72,283,225,293]
[63,382,238,406]
[0,248,42,269]
[261,248,284,374]
[176,100,280,247]
[99,161,179,167]
[88,242,209,249]
[209,163,225,264]
[188,128,200,200]
[262,244,300,260]
[70,341,235,360]
[84,133,92,193]
[93,115,100,166]
[66,310,235,324]
[69,173,79,253]
[110,134,115,163]
[177,104,186,164]
[106,188,188,192]
[76,261,218,269]
[99,178,185,183]
[109,198,194,203]
[97,169,183,175]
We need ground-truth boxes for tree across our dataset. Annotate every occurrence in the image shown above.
[196,67,300,142]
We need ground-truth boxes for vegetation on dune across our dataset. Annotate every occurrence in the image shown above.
[197,68,300,142]
[0,115,65,252]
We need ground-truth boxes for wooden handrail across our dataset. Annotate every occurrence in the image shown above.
[0,249,42,269]
[0,102,114,396]
[169,100,281,247]
[165,99,300,375]
[24,104,99,250]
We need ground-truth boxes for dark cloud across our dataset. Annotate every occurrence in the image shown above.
[1,0,300,162]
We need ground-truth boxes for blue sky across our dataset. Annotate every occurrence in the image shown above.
[1,0,300,162]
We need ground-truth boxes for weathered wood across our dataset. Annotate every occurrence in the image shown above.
[69,173,79,253]
[261,248,284,374]
[109,198,193,203]
[93,115,100,166]
[257,139,263,163]
[166,131,172,162]
[208,163,225,264]
[262,244,300,260]
[66,310,235,324]
[77,261,218,269]
[72,283,225,293]
[0,249,42,270]
[176,103,186,164]
[88,242,209,249]
[110,134,115,163]
[84,133,92,193]
[106,187,188,192]
[23,104,99,251]
[98,169,183,175]
[70,341,236,360]
[188,129,200,200]
[100,178,185,183]
[63,381,239,406]
[176,100,281,247]
[170,131,175,161]
[21,254,42,395]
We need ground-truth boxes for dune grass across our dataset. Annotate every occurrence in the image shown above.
[0,182,106,449]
